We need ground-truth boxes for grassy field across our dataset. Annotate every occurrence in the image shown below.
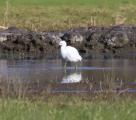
[0,97,136,120]
[0,0,135,6]
[0,0,136,31]
[0,1,136,119]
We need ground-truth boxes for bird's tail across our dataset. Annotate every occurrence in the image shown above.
[79,56,82,61]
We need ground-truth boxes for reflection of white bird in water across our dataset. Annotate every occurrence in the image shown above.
[59,41,82,69]
[61,73,82,83]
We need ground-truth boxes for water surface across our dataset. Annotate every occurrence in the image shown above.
[0,58,136,95]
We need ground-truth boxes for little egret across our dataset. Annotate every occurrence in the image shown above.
[59,41,82,69]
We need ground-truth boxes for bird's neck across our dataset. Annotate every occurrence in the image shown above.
[61,45,66,49]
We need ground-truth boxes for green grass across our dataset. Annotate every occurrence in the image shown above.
[0,0,136,31]
[0,97,135,120]
[0,0,135,7]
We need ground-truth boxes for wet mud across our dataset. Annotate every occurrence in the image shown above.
[0,78,135,99]
[0,25,136,58]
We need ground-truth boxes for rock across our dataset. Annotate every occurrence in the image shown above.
[105,31,129,48]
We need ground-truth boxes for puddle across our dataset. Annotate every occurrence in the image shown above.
[0,58,136,96]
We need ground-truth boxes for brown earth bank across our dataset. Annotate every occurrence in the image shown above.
[0,25,136,58]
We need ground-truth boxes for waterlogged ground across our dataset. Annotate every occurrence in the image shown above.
[0,57,136,97]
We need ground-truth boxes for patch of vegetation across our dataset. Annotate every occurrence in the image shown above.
[0,0,136,31]
[0,97,135,120]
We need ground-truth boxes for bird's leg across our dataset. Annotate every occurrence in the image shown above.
[64,68,67,75]
[64,62,67,69]
[64,62,67,73]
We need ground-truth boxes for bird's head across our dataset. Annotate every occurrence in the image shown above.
[59,41,67,47]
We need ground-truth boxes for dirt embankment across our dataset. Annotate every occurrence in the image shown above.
[0,25,136,58]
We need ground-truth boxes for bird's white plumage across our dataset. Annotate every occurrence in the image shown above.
[59,41,82,62]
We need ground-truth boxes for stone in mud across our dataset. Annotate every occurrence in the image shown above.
[104,31,129,48]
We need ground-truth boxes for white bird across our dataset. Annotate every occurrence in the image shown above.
[59,41,82,69]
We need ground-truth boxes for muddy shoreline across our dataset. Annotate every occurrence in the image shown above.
[0,25,136,58]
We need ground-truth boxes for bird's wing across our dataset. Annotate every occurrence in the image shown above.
[66,46,82,60]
